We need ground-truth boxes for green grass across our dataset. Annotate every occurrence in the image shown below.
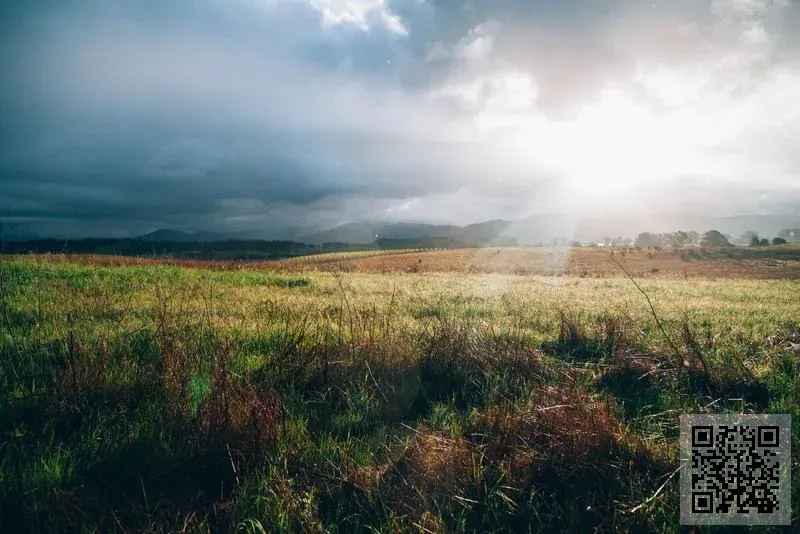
[1,257,798,532]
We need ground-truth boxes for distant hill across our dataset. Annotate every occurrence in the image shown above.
[288,215,800,246]
[378,223,462,240]
[134,219,516,247]
[7,214,800,249]
[294,222,379,245]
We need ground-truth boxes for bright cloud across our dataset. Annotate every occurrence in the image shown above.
[305,0,407,34]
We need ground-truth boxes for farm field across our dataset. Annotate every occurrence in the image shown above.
[272,245,800,279]
[1,252,799,532]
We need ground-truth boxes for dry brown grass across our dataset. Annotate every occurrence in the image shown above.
[282,246,800,279]
[386,432,474,510]
[469,384,623,475]
[198,382,283,454]
[371,382,663,522]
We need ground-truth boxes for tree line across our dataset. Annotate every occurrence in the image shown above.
[633,230,792,249]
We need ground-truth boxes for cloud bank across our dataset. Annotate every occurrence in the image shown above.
[1,0,799,237]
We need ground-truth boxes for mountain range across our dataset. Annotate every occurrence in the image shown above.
[135,214,800,245]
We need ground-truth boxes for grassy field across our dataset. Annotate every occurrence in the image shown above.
[19,244,800,279]
[1,252,799,532]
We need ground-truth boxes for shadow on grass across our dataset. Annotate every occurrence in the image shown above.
[540,314,618,362]
[3,439,236,533]
[0,384,240,533]
[682,371,771,411]
[597,366,664,421]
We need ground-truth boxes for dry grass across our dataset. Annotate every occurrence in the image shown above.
[283,246,800,279]
[468,384,623,475]
[382,432,474,515]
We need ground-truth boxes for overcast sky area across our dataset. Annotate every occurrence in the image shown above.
[1,0,799,237]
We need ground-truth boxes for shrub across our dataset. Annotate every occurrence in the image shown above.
[700,230,732,247]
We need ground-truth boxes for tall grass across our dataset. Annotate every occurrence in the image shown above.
[0,258,798,532]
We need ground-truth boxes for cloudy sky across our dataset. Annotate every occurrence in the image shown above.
[1,0,799,237]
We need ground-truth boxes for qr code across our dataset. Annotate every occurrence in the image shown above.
[680,414,791,526]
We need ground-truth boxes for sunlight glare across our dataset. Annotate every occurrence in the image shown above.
[476,83,705,200]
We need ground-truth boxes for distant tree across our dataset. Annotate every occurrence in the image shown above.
[759,237,769,246]
[772,237,787,245]
[687,231,700,245]
[750,234,762,247]
[701,230,732,247]
[668,231,690,247]
[615,236,632,247]
[635,232,660,248]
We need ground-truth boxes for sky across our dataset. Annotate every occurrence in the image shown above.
[1,0,799,238]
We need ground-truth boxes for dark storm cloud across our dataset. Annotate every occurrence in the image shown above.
[0,0,470,224]
[1,0,799,237]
